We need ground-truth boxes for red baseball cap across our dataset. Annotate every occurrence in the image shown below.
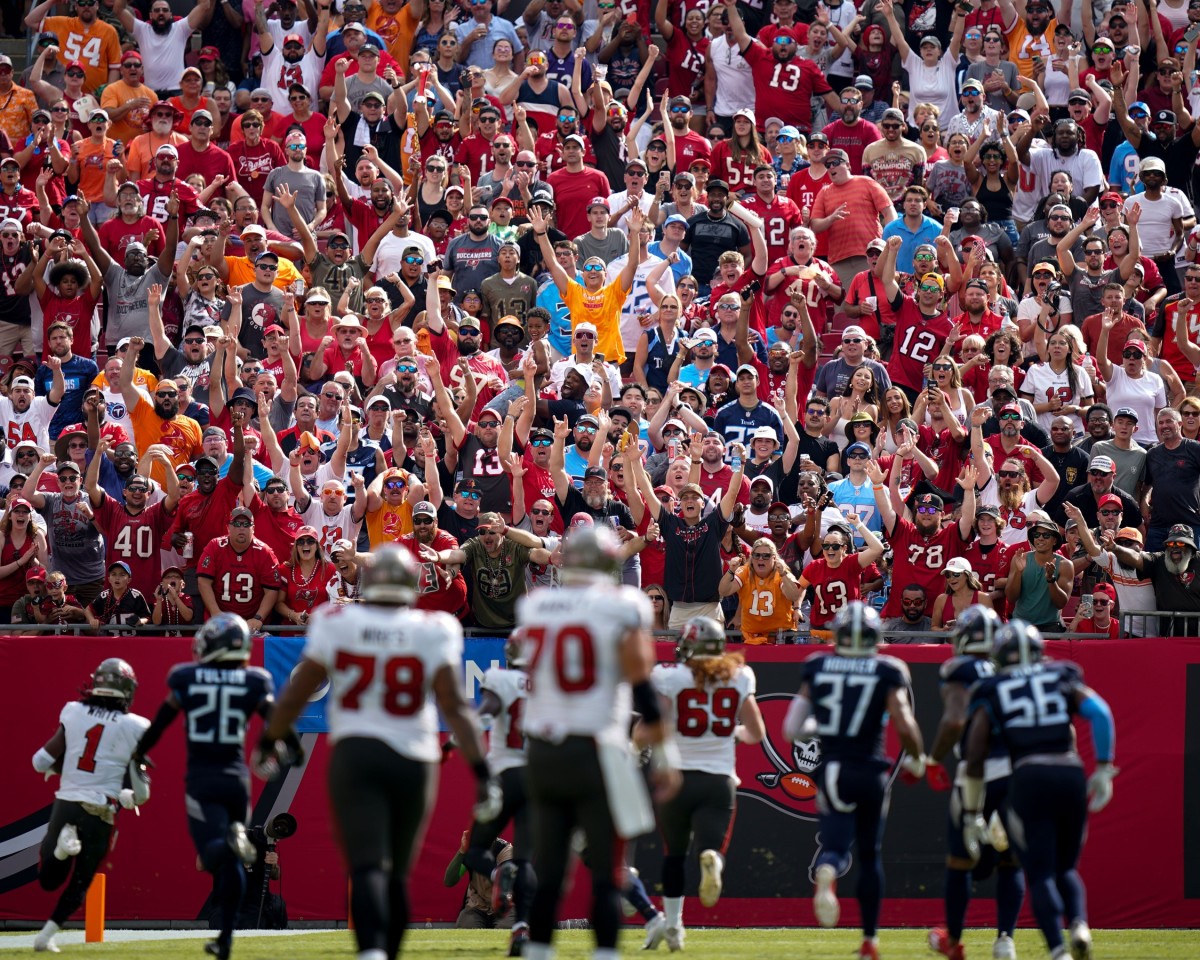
[1097,493,1123,510]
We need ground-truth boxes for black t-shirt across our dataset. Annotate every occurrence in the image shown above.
[88,588,152,632]
[380,384,434,424]
[1145,437,1200,527]
[438,502,478,545]
[589,124,625,192]
[556,485,635,530]
[657,506,729,604]
[518,225,565,277]
[1135,129,1200,204]
[780,433,839,503]
[684,212,751,292]
[0,246,33,327]
[1057,481,1140,530]
[1040,446,1091,521]
[1143,553,1200,630]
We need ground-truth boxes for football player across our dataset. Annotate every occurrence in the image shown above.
[963,621,1118,960]
[31,659,151,955]
[460,631,534,957]
[926,606,1024,960]
[650,616,765,950]
[136,614,282,960]
[259,546,496,960]
[782,602,925,960]
[516,527,681,960]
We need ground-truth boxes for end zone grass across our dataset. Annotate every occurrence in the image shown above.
[3,928,1197,958]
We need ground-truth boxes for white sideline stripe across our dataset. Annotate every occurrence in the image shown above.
[0,929,328,950]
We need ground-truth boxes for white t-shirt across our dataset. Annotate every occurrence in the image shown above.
[711,35,755,117]
[1104,365,1166,430]
[606,252,675,352]
[260,45,324,116]
[131,18,193,92]
[903,50,959,126]
[1123,190,1191,257]
[1020,361,1095,432]
[372,231,437,280]
[1028,147,1104,200]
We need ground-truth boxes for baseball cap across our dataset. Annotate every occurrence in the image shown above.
[735,363,759,377]
[574,321,598,338]
[807,131,829,144]
[1100,191,1124,205]
[564,133,586,148]
[1154,110,1177,125]
[1092,583,1116,602]
[751,426,779,441]
[108,561,133,576]
[583,466,608,481]
[999,402,1022,417]
[1068,88,1092,103]
[842,325,867,340]
[1140,156,1167,175]
[191,109,213,123]
[1125,338,1147,354]
[155,144,179,158]
[1116,526,1143,545]
[587,196,610,211]
[664,213,689,228]
[330,538,355,556]
[1097,493,1123,510]
[854,74,874,90]
[413,500,437,518]
[1114,406,1139,422]
[750,475,774,491]
[915,491,944,509]
[1129,100,1151,117]
[845,441,872,457]
[705,179,730,194]
[693,328,718,343]
[1090,455,1117,474]
[230,505,255,522]
[961,79,984,93]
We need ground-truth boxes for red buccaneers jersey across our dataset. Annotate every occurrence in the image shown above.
[962,539,1011,597]
[277,559,336,617]
[708,140,773,195]
[249,494,306,561]
[742,194,803,264]
[135,176,199,223]
[800,557,865,627]
[93,494,176,595]
[163,475,242,569]
[884,297,953,392]
[196,537,282,619]
[0,188,38,226]
[881,517,970,619]
[398,530,468,616]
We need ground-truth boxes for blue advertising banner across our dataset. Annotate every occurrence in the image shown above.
[263,634,509,734]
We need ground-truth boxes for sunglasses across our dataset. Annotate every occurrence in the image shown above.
[177,473,195,482]
[258,263,279,271]
[530,438,553,447]
[459,327,481,336]
[412,516,436,525]
[1093,599,1111,606]
[477,420,501,428]
[577,425,598,434]
[648,593,665,601]
[825,158,845,167]
[822,543,845,551]
[265,486,287,494]
[1122,350,1144,359]
[583,263,605,272]
[575,331,595,339]
[846,451,869,459]
[1031,530,1056,540]
[403,256,424,264]
[932,363,953,371]
[999,413,1022,421]
[1099,508,1122,515]
[467,213,489,221]
[916,506,940,514]
[296,537,318,545]
[998,469,1023,478]
[230,518,253,527]
[530,508,554,517]
[384,479,407,489]
[193,118,213,127]
[458,490,481,500]
[918,284,942,294]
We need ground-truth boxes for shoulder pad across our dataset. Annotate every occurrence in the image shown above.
[877,653,912,683]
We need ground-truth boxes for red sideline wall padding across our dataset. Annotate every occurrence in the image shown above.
[1,636,1196,928]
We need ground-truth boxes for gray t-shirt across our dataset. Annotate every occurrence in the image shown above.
[964,61,1020,113]
[237,283,286,359]
[263,165,327,240]
[160,346,216,408]
[445,232,504,296]
[103,262,171,347]
[813,357,893,398]
[39,492,105,585]
[1066,267,1120,325]
[882,616,934,642]
[574,229,628,266]
[345,74,393,111]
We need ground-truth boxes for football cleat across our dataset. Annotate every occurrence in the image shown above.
[203,940,231,960]
[227,822,255,869]
[859,939,881,960]
[928,927,950,956]
[33,921,60,953]
[642,912,667,950]
[53,824,80,861]
[508,921,530,958]
[813,864,840,928]
[490,861,516,916]
[665,925,685,952]
[698,849,723,908]
[622,868,640,917]
[1069,920,1093,960]
[992,934,1017,960]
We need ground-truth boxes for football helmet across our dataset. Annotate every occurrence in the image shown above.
[361,544,419,605]
[992,619,1045,668]
[953,605,1001,656]
[505,626,529,669]
[833,602,881,657]
[193,612,252,663]
[89,658,137,708]
[676,616,726,662]
[560,525,622,583]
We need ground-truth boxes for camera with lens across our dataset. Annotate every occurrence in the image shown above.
[1045,280,1062,300]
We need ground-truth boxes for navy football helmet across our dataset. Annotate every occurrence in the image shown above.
[193,612,252,663]
[361,545,419,605]
[676,616,726,662]
[833,602,881,657]
[992,619,1045,668]
[89,658,137,709]
[953,605,1001,656]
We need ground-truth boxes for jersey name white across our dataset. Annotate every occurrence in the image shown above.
[56,700,150,806]
[303,604,462,762]
[517,583,651,741]
[652,662,755,781]
[481,667,528,775]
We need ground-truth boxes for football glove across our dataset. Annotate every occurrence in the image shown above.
[473,778,504,823]
[118,789,137,810]
[962,812,990,864]
[988,809,1009,852]
[925,760,953,791]
[1087,762,1118,812]
[898,753,926,784]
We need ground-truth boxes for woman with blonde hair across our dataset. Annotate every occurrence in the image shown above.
[650,615,765,940]
[914,356,974,428]
[720,538,802,645]
[644,584,671,630]
[277,526,336,625]
[876,387,913,454]
[931,557,991,630]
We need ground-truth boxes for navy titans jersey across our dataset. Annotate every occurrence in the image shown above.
[940,655,1006,762]
[166,663,274,779]
[969,661,1084,763]
[713,398,785,450]
[801,652,910,765]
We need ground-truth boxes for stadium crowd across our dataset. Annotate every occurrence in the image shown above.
[3,0,1200,638]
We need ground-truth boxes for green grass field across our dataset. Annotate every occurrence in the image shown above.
[2,928,1197,958]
